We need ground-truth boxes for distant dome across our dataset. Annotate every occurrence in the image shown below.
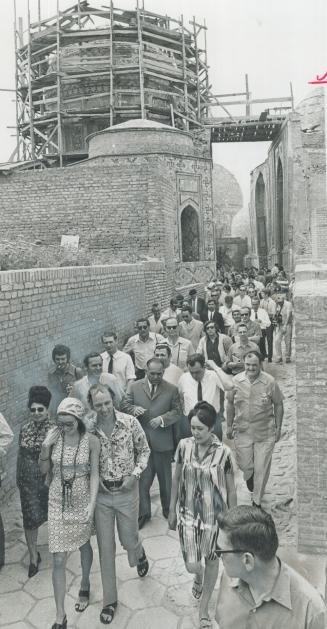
[212,163,243,238]
[232,207,251,240]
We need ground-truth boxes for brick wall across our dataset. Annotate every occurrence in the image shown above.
[0,260,170,495]
[295,263,327,553]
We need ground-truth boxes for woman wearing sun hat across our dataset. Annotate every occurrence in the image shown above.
[39,397,100,629]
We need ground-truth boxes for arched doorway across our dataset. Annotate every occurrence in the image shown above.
[255,173,268,268]
[180,205,200,261]
[276,159,284,266]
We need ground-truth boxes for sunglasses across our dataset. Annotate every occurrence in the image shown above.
[30,407,46,413]
[215,547,248,558]
[56,421,76,428]
[166,325,177,330]
[240,313,249,317]
[138,326,148,330]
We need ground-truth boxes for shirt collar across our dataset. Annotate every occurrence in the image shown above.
[230,559,292,610]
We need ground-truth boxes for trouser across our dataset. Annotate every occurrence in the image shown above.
[274,324,292,361]
[265,325,274,361]
[0,511,4,568]
[95,483,143,606]
[259,333,267,359]
[139,450,172,518]
[180,411,223,442]
[234,433,276,505]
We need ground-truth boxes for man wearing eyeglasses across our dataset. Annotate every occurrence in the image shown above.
[179,306,204,352]
[237,307,261,346]
[123,319,164,380]
[215,505,326,629]
[224,323,258,376]
[164,317,194,370]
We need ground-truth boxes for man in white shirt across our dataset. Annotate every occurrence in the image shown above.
[161,298,182,324]
[179,306,203,351]
[72,352,124,409]
[250,297,272,361]
[123,319,164,379]
[101,331,136,391]
[220,295,235,334]
[178,353,233,439]
[260,289,277,362]
[274,294,293,363]
[0,413,14,569]
[154,343,183,387]
[148,303,165,334]
[165,317,194,370]
[233,286,252,309]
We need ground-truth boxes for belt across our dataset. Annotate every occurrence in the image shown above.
[102,479,123,490]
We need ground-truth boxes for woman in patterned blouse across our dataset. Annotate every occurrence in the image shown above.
[168,401,237,629]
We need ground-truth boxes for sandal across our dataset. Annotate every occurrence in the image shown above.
[75,589,90,612]
[51,615,67,629]
[192,575,203,599]
[137,551,149,578]
[100,603,117,624]
[200,617,212,629]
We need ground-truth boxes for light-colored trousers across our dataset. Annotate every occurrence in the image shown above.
[274,323,292,360]
[95,483,143,606]
[234,432,276,505]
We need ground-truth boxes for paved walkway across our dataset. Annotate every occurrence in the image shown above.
[1,361,326,628]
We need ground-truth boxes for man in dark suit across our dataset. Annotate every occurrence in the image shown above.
[121,357,181,529]
[203,297,225,333]
[189,288,206,322]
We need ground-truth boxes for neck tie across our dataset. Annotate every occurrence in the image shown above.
[197,381,203,401]
[150,384,156,398]
[108,355,113,373]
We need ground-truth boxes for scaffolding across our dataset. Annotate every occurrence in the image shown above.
[13,0,209,165]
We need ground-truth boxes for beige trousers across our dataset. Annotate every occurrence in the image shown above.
[234,432,276,505]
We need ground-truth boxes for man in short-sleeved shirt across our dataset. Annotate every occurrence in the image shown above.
[123,319,164,379]
[101,331,135,391]
[226,350,284,506]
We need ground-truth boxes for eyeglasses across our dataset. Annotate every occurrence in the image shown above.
[138,326,148,330]
[166,325,177,330]
[240,313,249,317]
[215,547,248,558]
[30,407,45,413]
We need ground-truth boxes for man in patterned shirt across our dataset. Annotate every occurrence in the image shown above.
[88,383,150,625]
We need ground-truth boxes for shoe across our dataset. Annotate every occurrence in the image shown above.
[51,615,67,629]
[162,510,169,519]
[75,589,90,612]
[138,514,151,530]
[137,550,149,577]
[285,357,291,363]
[275,359,283,364]
[246,474,254,493]
[252,501,261,509]
[100,603,117,624]
[28,551,41,578]
[268,358,272,363]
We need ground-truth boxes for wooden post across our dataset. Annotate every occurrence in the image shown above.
[245,74,251,116]
[27,0,36,160]
[192,16,201,123]
[13,0,20,161]
[109,0,114,126]
[170,103,175,127]
[56,0,63,166]
[181,15,189,131]
[137,0,145,119]
[204,18,209,119]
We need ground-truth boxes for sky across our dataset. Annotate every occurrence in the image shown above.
[0,0,326,207]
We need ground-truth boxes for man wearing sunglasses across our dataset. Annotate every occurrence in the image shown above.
[123,319,164,380]
[215,505,326,629]
[165,317,194,370]
[237,307,261,346]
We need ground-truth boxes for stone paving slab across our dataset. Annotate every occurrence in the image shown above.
[1,361,326,628]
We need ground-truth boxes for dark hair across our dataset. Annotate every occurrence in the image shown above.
[181,305,192,315]
[136,318,150,327]
[28,385,52,409]
[155,343,172,357]
[224,285,231,292]
[169,298,178,306]
[87,382,116,409]
[151,303,160,309]
[187,353,205,368]
[176,294,184,300]
[207,298,215,305]
[244,349,262,363]
[224,295,233,304]
[238,322,248,331]
[83,352,102,368]
[217,505,279,561]
[240,307,251,315]
[52,344,70,362]
[204,320,219,334]
[146,357,164,370]
[188,401,217,429]
[101,331,117,341]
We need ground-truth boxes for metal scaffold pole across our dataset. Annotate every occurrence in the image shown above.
[137,0,145,119]
[56,0,63,167]
[27,0,36,160]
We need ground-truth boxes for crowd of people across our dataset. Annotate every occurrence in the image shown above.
[0,263,326,629]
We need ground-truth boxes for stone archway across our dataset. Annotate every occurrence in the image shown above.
[181,205,200,262]
[255,172,268,268]
[276,159,284,265]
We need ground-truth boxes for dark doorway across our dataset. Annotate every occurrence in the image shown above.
[181,205,200,261]
[255,172,268,268]
[276,159,284,266]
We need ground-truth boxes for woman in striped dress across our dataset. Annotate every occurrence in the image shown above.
[168,401,237,629]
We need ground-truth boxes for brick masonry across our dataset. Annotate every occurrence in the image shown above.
[294,263,327,554]
[0,260,172,495]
